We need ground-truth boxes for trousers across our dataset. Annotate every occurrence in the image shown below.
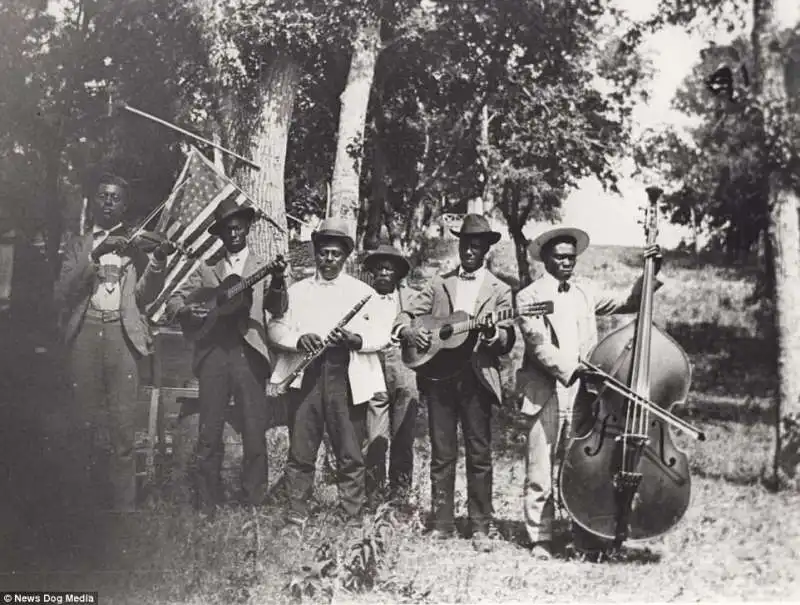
[426,367,494,533]
[195,331,270,507]
[285,348,366,521]
[68,316,140,511]
[524,397,572,543]
[363,345,419,498]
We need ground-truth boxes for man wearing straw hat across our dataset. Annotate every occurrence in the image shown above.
[167,198,288,513]
[55,173,175,512]
[361,244,420,507]
[516,226,663,559]
[393,214,516,552]
[268,218,391,530]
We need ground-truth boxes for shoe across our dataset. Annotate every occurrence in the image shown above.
[530,542,553,560]
[472,531,494,553]
[428,528,454,540]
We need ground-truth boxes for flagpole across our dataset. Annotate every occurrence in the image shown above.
[122,105,263,171]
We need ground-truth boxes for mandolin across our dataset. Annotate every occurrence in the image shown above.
[401,300,553,380]
[181,255,285,342]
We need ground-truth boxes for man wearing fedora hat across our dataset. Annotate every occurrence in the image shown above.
[361,244,420,506]
[516,226,663,558]
[393,213,516,552]
[268,218,391,529]
[167,198,288,512]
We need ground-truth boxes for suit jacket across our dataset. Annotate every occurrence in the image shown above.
[515,274,662,417]
[165,249,289,375]
[54,231,167,357]
[392,267,516,405]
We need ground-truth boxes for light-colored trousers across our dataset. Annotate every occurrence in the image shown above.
[524,384,576,544]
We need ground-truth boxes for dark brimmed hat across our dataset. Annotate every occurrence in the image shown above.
[450,213,501,245]
[311,217,355,254]
[528,226,590,262]
[362,244,411,280]
[208,198,256,236]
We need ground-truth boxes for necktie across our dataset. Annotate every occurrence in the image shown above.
[558,281,571,293]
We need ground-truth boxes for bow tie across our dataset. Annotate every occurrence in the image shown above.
[459,272,477,281]
[558,281,571,293]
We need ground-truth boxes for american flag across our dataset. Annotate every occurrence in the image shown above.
[147,147,254,322]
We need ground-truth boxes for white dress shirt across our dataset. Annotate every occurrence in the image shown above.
[224,248,249,278]
[267,272,390,404]
[539,272,581,413]
[453,266,487,314]
[90,224,123,311]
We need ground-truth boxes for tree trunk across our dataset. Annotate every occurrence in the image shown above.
[479,104,496,217]
[364,126,387,250]
[511,226,531,291]
[753,0,800,488]
[235,56,301,260]
[329,18,381,241]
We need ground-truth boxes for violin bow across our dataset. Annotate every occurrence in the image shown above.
[580,358,706,441]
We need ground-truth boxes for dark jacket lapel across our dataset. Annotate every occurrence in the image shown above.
[440,269,459,314]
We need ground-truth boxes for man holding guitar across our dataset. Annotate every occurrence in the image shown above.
[167,198,288,513]
[393,214,516,552]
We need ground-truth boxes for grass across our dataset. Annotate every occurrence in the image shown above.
[1,241,797,603]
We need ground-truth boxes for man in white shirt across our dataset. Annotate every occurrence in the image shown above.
[361,245,419,507]
[393,214,516,552]
[54,173,174,512]
[167,198,288,513]
[516,226,663,559]
[268,218,390,529]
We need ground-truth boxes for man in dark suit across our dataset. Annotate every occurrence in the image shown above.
[166,198,288,512]
[393,214,516,552]
[361,245,420,506]
[55,173,174,512]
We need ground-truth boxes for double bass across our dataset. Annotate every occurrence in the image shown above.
[559,186,706,549]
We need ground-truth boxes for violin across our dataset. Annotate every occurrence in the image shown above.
[558,187,704,549]
[125,230,190,256]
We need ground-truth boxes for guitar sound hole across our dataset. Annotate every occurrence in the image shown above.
[439,325,453,340]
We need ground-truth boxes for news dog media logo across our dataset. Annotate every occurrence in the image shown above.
[2,593,98,604]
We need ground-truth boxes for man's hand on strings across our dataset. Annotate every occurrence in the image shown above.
[479,314,497,341]
[92,236,128,260]
[643,244,663,274]
[401,326,432,351]
[270,255,287,284]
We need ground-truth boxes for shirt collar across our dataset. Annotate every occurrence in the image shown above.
[458,265,486,280]
[226,248,249,264]
[92,223,122,236]
[313,272,343,287]
[541,271,571,292]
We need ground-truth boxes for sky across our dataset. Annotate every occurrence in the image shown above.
[524,0,800,248]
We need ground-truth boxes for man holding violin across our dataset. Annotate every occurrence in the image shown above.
[55,173,176,512]
[515,226,663,559]
[167,198,288,513]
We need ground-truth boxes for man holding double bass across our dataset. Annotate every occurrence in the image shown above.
[393,214,516,553]
[515,225,664,559]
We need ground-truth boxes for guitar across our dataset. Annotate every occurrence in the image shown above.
[401,300,554,380]
[181,255,285,342]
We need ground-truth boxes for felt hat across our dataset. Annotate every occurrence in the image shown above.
[311,217,355,254]
[362,244,411,280]
[528,226,590,262]
[450,213,501,244]
[207,198,256,236]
